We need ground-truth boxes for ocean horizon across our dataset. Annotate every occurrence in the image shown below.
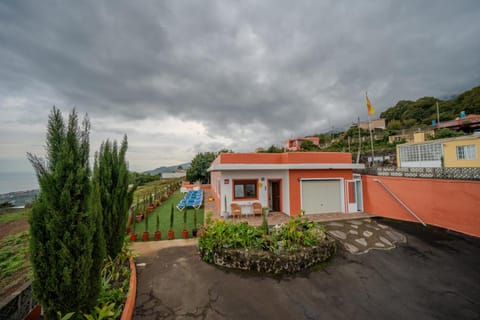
[0,171,39,194]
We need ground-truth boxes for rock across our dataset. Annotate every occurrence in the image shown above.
[355,238,368,247]
[349,220,364,225]
[379,236,393,246]
[375,242,385,248]
[206,240,337,274]
[328,230,347,240]
[327,222,345,227]
[343,243,359,253]
[349,230,358,235]
[363,231,373,238]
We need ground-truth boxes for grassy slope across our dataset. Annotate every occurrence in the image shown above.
[0,207,30,224]
[0,207,30,302]
[133,178,182,202]
[131,190,204,240]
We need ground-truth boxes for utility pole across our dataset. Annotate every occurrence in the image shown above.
[436,101,440,125]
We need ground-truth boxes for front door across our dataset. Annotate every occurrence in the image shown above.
[347,177,363,212]
[269,180,281,212]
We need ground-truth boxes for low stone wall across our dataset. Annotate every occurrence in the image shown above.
[210,238,336,275]
[356,167,480,181]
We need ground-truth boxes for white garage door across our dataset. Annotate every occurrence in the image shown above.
[301,180,342,214]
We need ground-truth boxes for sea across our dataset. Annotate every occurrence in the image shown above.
[0,172,38,195]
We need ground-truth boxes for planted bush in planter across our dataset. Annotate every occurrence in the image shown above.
[142,210,149,241]
[182,209,189,239]
[161,189,168,202]
[154,187,160,207]
[168,204,175,240]
[135,200,143,222]
[192,208,198,237]
[154,214,161,240]
[130,216,138,241]
[147,194,154,213]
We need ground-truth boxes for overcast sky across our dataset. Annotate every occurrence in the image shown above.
[1,0,479,173]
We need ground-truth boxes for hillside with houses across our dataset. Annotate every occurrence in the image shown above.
[262,85,480,167]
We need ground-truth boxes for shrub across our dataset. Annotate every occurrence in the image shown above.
[27,108,104,318]
[198,217,326,263]
[93,135,135,259]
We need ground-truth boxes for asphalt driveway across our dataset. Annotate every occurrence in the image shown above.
[133,219,480,319]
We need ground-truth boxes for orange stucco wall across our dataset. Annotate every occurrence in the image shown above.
[289,169,353,216]
[362,175,480,237]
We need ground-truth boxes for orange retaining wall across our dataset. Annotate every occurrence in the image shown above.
[362,175,480,237]
[120,257,137,320]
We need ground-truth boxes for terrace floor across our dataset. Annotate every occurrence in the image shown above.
[204,188,375,226]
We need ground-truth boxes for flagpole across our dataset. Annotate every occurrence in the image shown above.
[368,113,375,167]
[366,92,375,167]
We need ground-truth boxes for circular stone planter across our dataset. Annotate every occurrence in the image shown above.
[203,238,336,275]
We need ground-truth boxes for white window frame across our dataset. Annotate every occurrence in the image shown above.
[456,144,477,160]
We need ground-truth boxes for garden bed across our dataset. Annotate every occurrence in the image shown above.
[199,216,337,275]
[212,239,336,274]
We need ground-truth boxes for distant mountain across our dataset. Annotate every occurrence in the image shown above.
[144,162,190,175]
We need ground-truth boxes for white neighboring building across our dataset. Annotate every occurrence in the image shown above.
[162,171,186,179]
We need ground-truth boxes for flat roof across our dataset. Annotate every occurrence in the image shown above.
[208,152,365,171]
[398,134,480,147]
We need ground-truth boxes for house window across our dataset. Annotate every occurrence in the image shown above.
[456,145,477,160]
[399,143,442,163]
[233,180,258,199]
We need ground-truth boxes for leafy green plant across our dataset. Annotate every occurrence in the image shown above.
[56,311,75,320]
[83,303,117,320]
[169,204,174,230]
[261,209,269,235]
[198,217,327,263]
[204,211,211,225]
[156,214,160,231]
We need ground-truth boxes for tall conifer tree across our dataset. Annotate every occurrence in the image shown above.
[93,135,134,258]
[27,107,104,318]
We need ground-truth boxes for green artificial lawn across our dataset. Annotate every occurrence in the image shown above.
[130,191,204,241]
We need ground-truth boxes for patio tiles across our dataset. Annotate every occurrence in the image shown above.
[325,219,407,255]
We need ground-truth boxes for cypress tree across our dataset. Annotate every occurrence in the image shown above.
[94,135,134,258]
[27,107,104,319]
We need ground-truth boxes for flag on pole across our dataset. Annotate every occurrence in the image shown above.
[366,93,375,116]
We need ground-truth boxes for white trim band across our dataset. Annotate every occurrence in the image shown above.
[208,163,365,172]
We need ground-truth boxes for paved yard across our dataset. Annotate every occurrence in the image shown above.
[133,219,480,320]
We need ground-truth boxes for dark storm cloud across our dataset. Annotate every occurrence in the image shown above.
[1,0,480,166]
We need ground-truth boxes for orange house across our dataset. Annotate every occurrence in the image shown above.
[208,152,365,217]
